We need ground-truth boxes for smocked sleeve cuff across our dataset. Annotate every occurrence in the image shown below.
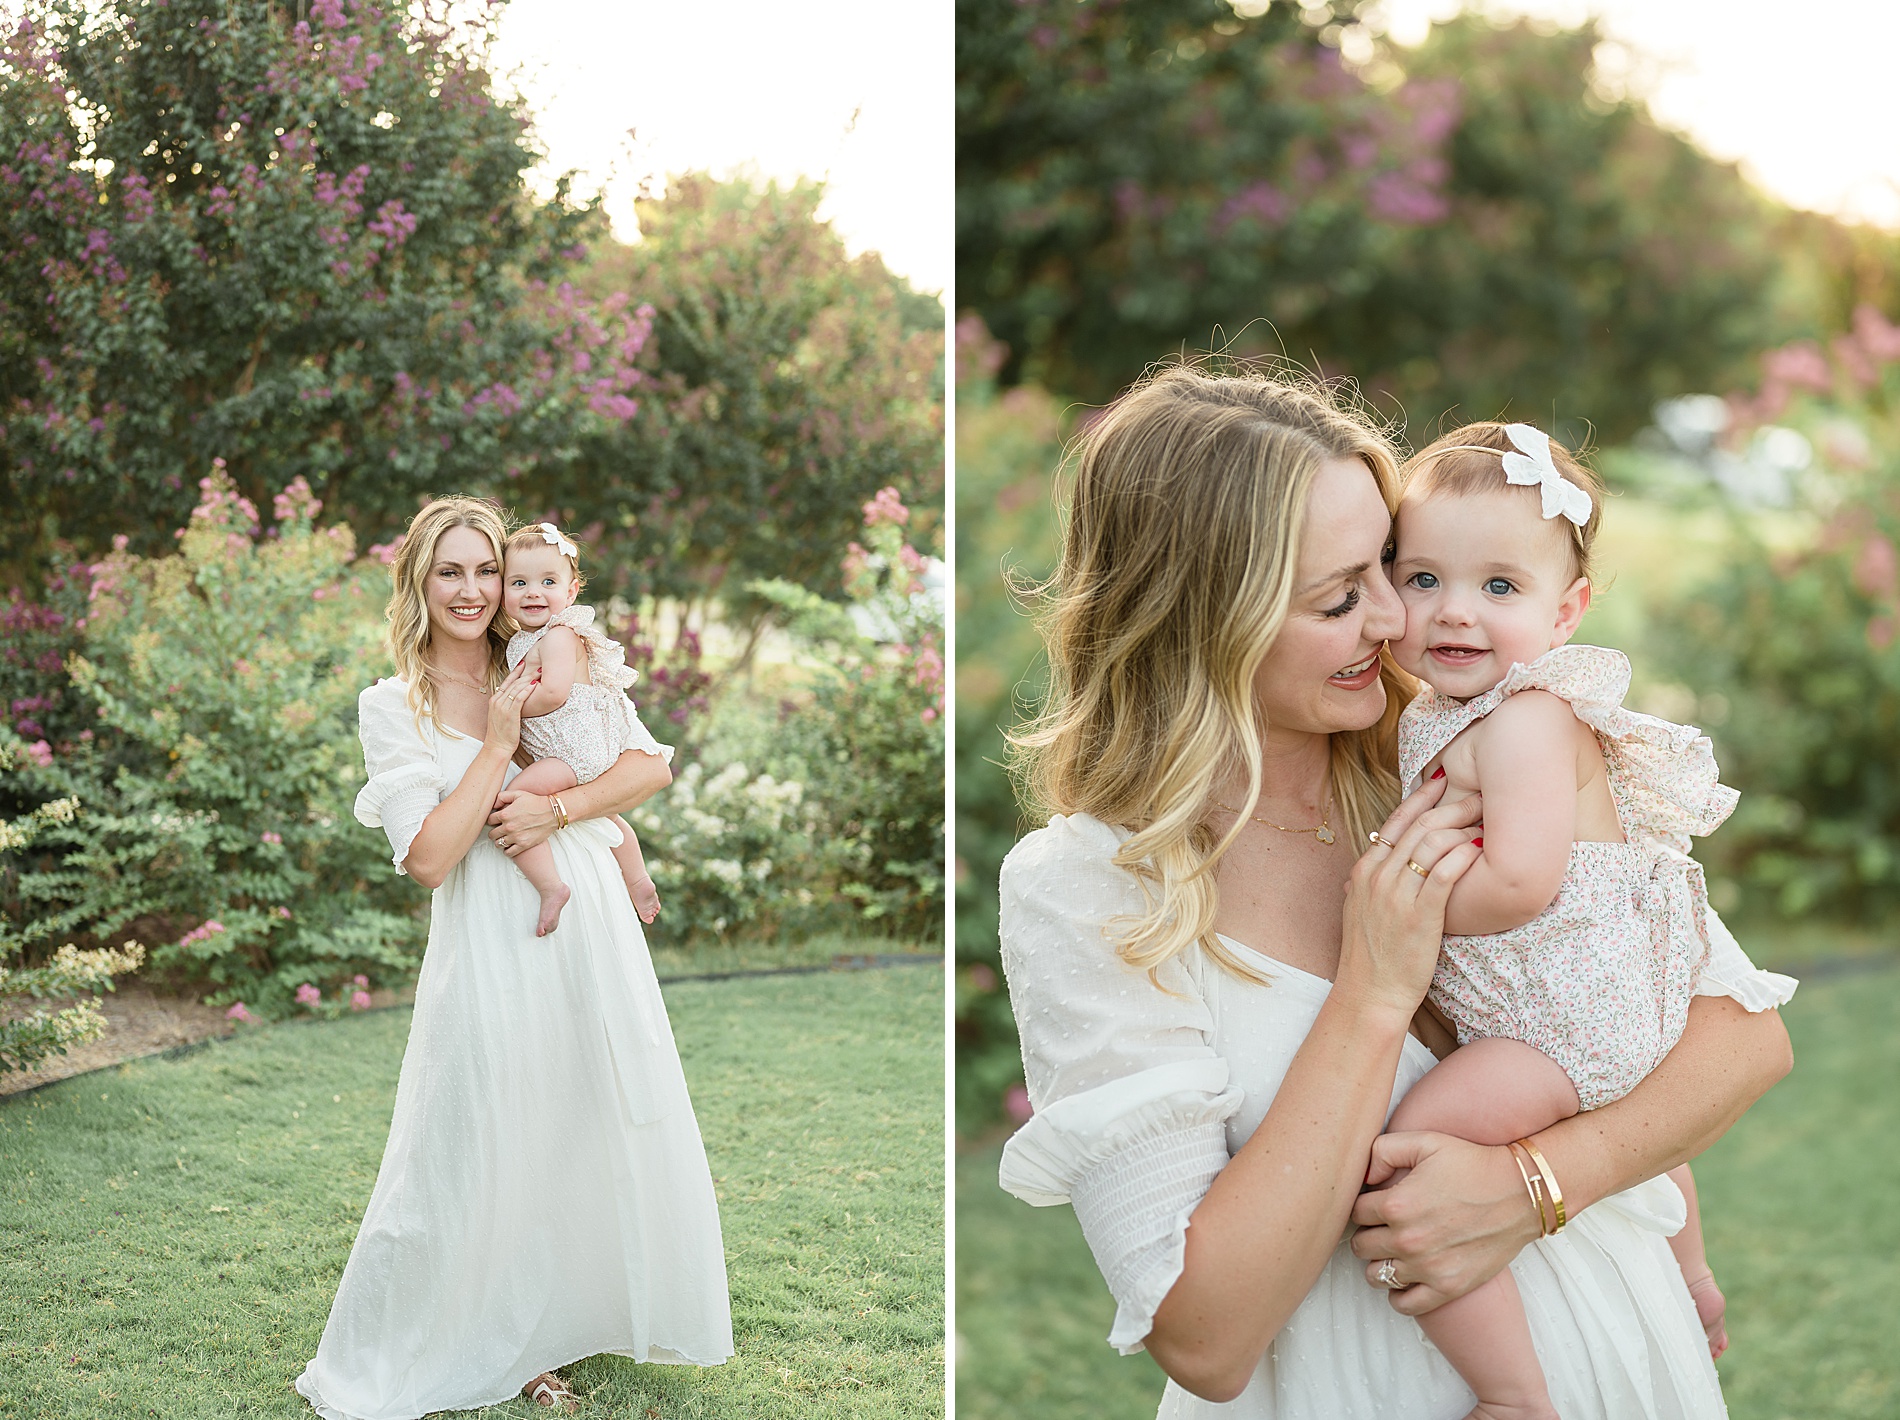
[352,763,443,875]
[1694,905,1798,1011]
[999,1059,1240,1354]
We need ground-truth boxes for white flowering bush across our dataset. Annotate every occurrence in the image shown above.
[0,746,147,1073]
[628,759,818,941]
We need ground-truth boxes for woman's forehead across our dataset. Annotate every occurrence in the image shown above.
[1298,458,1388,574]
[433,525,498,565]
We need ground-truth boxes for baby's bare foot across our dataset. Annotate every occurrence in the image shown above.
[1687,1273,1728,1360]
[536,882,571,937]
[627,873,661,924]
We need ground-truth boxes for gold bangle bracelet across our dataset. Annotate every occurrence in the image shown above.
[549,794,569,832]
[1513,1137,1567,1235]
[1504,1142,1548,1237]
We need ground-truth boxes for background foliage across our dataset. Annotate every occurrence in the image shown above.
[958,0,1888,444]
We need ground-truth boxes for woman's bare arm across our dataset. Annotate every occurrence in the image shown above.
[1143,784,1484,1402]
[403,662,536,889]
[1348,993,1792,1316]
[486,747,672,857]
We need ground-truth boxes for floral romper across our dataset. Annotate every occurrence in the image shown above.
[1397,644,1739,1109]
[505,604,673,781]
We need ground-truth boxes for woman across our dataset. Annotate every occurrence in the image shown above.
[997,367,1793,1418]
[295,497,733,1420]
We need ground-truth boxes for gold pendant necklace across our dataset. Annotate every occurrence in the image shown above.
[1216,789,1336,845]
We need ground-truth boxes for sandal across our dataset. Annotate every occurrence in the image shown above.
[524,1371,580,1412]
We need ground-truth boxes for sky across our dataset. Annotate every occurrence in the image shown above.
[1371,0,1900,227]
[489,0,953,295]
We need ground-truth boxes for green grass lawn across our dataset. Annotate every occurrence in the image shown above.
[955,968,1899,1420]
[0,963,943,1419]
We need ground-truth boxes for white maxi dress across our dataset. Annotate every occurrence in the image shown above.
[294,677,733,1420]
[998,813,1797,1420]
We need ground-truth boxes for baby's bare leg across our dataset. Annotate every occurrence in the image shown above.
[508,758,581,937]
[609,818,661,924]
[1665,1162,1727,1360]
[1382,1038,1583,1420]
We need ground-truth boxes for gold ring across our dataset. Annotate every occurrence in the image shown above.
[1406,859,1430,878]
[1367,831,1394,849]
[1376,1257,1400,1288]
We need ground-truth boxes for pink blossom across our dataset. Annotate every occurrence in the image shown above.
[1854,536,1899,601]
[294,984,322,1007]
[22,739,52,767]
[273,476,322,525]
[1762,342,1832,395]
[350,990,372,1011]
[862,487,909,527]
[225,1002,253,1023]
[1004,1083,1033,1124]
[260,830,283,845]
[275,906,291,919]
[353,974,369,987]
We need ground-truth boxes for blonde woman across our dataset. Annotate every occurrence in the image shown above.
[295,497,732,1420]
[997,366,1793,1418]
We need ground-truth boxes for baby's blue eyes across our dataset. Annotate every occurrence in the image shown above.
[1404,571,1516,595]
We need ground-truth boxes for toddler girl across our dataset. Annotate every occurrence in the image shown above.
[502,522,669,936]
[1381,423,1747,1420]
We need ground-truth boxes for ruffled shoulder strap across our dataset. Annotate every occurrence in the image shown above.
[559,602,638,693]
[1398,679,1509,793]
[1513,644,1738,852]
[1402,645,1736,850]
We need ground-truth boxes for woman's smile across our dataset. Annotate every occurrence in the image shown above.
[1328,651,1383,689]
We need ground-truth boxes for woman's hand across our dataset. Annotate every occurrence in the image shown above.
[488,789,556,858]
[1348,1132,1539,1315]
[484,660,540,757]
[1337,777,1485,1018]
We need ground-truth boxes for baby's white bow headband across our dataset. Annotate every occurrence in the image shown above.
[537,522,578,558]
[1421,423,1593,528]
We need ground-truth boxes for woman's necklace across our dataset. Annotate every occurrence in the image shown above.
[1215,786,1336,845]
[429,665,491,694]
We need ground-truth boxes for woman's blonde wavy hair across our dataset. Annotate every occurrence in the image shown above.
[385,497,514,730]
[1009,363,1416,983]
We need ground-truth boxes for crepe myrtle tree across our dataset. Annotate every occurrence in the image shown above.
[549,175,944,614]
[0,0,650,574]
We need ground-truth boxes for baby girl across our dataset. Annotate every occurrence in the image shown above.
[1380,423,1748,1420]
[502,522,668,936]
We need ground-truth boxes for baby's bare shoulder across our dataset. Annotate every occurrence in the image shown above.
[1478,688,1594,754]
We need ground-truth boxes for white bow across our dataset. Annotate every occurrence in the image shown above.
[1500,424,1592,527]
[537,521,578,558]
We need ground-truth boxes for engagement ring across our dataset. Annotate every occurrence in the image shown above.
[1376,1258,1400,1289]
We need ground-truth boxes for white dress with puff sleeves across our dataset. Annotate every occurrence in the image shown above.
[293,678,732,1420]
[999,812,1795,1420]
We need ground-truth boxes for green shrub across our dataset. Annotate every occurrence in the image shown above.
[1648,308,1900,924]
[0,751,146,1073]
[952,317,1064,1133]
[1,468,421,1017]
[750,489,946,942]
